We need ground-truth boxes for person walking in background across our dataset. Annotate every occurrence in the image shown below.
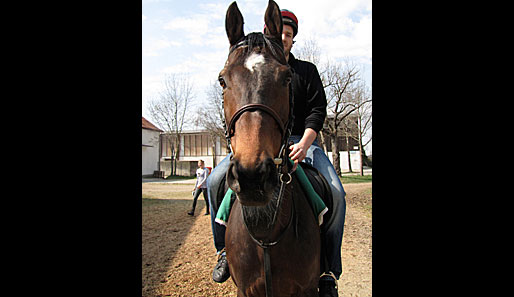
[188,160,210,216]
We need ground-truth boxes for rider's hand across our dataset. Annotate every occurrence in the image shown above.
[289,142,307,162]
[289,142,308,172]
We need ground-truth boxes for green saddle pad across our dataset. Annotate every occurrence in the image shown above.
[215,159,328,226]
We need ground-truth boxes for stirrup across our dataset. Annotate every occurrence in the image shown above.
[216,247,226,259]
[319,271,338,289]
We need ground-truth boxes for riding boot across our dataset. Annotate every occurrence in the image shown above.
[318,272,338,297]
[212,250,230,283]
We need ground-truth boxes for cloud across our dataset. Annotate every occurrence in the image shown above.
[274,0,371,63]
[142,74,164,118]
[160,49,227,84]
[143,0,372,110]
[163,15,216,46]
[142,38,182,57]
[158,48,229,108]
[161,2,232,47]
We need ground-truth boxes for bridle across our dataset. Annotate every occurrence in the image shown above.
[223,33,295,177]
[221,32,296,297]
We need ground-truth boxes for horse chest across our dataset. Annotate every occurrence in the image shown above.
[225,194,320,296]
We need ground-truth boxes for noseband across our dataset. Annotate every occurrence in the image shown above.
[223,33,295,172]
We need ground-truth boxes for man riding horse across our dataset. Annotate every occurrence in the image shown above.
[207,6,347,297]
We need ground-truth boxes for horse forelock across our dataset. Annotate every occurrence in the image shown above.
[230,32,286,66]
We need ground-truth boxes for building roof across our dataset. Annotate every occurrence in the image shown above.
[142,117,163,132]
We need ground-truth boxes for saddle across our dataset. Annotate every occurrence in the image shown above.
[298,162,333,233]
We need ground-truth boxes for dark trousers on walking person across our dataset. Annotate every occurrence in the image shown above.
[189,188,210,215]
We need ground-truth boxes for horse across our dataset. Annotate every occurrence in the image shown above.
[219,1,321,296]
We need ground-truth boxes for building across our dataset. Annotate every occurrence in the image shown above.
[319,114,364,172]
[160,130,229,177]
[157,114,367,177]
[142,117,163,177]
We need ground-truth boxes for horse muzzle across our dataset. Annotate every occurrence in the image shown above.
[226,157,279,206]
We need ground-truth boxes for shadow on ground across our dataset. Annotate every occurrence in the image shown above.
[142,198,208,296]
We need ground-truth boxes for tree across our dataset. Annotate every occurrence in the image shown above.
[293,37,330,154]
[195,80,227,167]
[294,36,322,66]
[341,115,359,173]
[294,39,371,175]
[351,82,372,176]
[148,73,194,175]
[322,60,361,175]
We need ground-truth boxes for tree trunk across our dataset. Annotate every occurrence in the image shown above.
[331,134,341,176]
[319,131,328,155]
[359,136,364,176]
[358,114,366,176]
[345,135,353,173]
[212,142,217,167]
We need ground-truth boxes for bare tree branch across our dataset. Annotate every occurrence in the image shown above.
[147,73,194,175]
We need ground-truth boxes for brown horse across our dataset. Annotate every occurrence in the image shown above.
[219,1,320,296]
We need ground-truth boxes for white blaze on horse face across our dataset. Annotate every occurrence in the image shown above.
[244,52,265,73]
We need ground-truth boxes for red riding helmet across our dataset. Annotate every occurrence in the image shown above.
[263,9,299,37]
[281,9,298,37]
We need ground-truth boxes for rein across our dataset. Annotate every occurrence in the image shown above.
[222,33,296,297]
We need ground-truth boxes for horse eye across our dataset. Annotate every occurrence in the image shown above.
[218,76,226,89]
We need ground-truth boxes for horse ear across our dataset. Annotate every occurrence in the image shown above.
[225,1,245,46]
[264,0,283,40]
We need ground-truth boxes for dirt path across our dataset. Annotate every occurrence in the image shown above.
[142,182,371,296]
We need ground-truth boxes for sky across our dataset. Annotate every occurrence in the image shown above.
[142,0,372,152]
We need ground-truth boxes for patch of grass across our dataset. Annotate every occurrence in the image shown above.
[165,175,195,180]
[142,197,169,205]
[340,175,372,184]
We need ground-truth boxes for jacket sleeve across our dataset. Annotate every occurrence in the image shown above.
[303,64,327,133]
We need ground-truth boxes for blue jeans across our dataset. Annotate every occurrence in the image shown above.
[206,135,346,279]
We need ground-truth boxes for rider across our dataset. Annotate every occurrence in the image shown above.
[207,9,346,297]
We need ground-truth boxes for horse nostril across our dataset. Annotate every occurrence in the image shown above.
[227,159,240,193]
[261,158,278,189]
[258,160,270,183]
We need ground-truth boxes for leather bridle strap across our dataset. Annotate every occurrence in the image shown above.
[242,178,296,297]
[227,103,286,139]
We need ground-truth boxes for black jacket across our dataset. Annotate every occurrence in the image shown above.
[288,53,327,136]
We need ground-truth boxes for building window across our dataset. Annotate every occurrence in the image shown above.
[166,137,172,156]
[162,137,168,157]
[195,135,201,156]
[180,135,184,157]
[184,135,190,156]
[202,134,208,155]
[191,134,196,156]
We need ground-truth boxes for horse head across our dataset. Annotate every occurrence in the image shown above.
[220,0,292,207]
